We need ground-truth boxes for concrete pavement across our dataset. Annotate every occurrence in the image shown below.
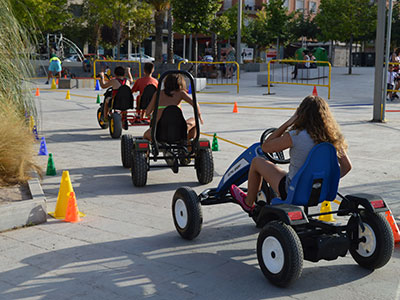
[0,66,399,299]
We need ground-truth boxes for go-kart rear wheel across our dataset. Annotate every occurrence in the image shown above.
[195,148,214,184]
[121,134,134,168]
[172,187,202,240]
[348,211,394,270]
[97,105,108,129]
[131,150,148,187]
[257,221,303,287]
[109,112,122,139]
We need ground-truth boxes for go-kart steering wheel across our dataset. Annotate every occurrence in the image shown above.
[260,128,290,164]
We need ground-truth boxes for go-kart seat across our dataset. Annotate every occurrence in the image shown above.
[112,85,134,111]
[271,143,340,207]
[139,84,157,110]
[156,105,187,144]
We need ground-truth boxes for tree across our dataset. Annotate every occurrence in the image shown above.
[391,1,400,48]
[171,0,222,61]
[146,0,170,62]
[244,0,292,58]
[287,12,320,44]
[11,0,71,35]
[127,3,154,55]
[315,0,377,74]
[209,15,231,59]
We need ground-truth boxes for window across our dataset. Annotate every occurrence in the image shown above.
[224,0,232,10]
[283,0,289,8]
[309,1,317,13]
[296,0,304,11]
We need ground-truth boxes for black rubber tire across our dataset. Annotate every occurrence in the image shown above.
[109,112,122,139]
[260,128,290,164]
[131,150,148,187]
[172,186,202,240]
[97,105,108,129]
[257,221,303,287]
[348,211,394,270]
[121,134,134,168]
[195,148,214,184]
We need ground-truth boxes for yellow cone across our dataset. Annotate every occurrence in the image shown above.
[48,170,85,219]
[318,201,336,222]
[66,90,71,100]
[51,78,57,89]
[29,116,35,131]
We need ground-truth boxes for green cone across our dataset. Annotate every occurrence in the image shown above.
[212,133,219,151]
[96,94,101,104]
[46,153,57,176]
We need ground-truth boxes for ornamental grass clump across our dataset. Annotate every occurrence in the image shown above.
[0,0,41,186]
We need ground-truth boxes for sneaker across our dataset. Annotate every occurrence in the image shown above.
[393,93,399,99]
[45,81,49,84]
[230,185,254,212]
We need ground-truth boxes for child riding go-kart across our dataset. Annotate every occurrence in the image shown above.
[120,70,214,187]
[96,68,154,139]
[171,127,395,287]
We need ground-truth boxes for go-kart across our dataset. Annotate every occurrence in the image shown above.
[120,70,214,187]
[171,128,394,287]
[96,82,153,139]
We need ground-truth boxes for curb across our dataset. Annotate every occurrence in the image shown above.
[0,178,47,232]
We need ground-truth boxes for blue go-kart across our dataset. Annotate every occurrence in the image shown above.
[171,128,394,287]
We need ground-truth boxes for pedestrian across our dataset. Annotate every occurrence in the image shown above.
[46,54,62,84]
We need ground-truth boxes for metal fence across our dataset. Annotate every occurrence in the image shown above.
[267,59,332,99]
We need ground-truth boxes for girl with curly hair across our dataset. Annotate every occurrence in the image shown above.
[230,95,352,212]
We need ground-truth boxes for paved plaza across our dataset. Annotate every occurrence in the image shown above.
[0,67,399,299]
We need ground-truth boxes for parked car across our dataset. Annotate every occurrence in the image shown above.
[124,53,155,63]
[162,54,188,63]
[63,54,82,62]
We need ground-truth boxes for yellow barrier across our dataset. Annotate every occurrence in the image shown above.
[267,59,332,99]
[178,61,240,93]
[93,59,141,87]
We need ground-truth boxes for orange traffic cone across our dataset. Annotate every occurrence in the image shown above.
[56,78,59,85]
[233,101,238,113]
[385,210,400,244]
[35,87,40,96]
[64,192,81,223]
[312,86,318,96]
[64,75,67,79]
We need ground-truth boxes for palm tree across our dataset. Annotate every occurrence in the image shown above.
[147,0,170,62]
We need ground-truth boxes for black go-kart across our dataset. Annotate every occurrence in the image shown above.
[96,75,154,139]
[171,128,394,287]
[120,70,214,187]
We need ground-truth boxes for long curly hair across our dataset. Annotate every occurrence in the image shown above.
[291,96,348,154]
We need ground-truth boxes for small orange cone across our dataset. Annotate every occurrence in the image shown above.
[64,75,67,79]
[35,87,40,96]
[385,210,400,244]
[64,192,81,223]
[312,86,318,96]
[233,101,238,113]
[56,78,59,85]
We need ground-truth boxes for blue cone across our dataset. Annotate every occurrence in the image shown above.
[188,84,192,94]
[95,79,100,91]
[32,125,39,140]
[38,137,48,155]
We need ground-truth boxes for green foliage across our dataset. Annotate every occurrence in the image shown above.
[244,0,292,51]
[392,2,400,47]
[128,2,154,47]
[171,0,222,35]
[0,0,41,185]
[210,15,231,38]
[287,12,320,42]
[315,0,377,43]
[11,0,71,35]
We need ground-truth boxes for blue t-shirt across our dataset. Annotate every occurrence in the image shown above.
[286,129,315,189]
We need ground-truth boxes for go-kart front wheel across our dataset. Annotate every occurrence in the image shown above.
[172,187,202,240]
[348,211,394,270]
[97,105,108,129]
[121,134,134,168]
[131,150,148,187]
[257,221,303,287]
[195,148,214,184]
[109,112,122,139]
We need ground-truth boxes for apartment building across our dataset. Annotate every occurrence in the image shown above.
[223,0,320,15]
